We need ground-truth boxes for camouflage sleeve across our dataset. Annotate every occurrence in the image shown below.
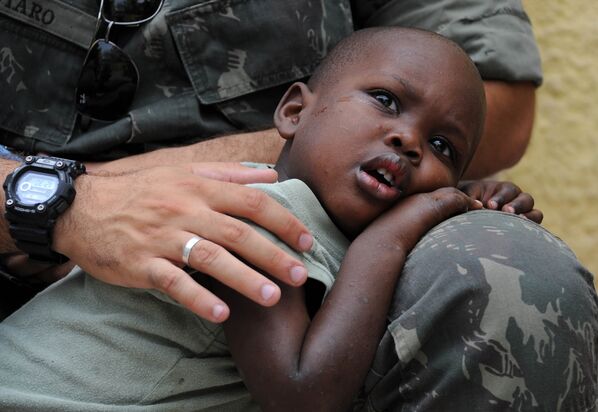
[353,0,543,85]
[359,211,597,412]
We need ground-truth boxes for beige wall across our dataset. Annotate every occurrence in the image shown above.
[499,1,598,282]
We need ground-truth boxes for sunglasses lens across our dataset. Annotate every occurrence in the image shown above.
[103,0,163,23]
[76,40,138,121]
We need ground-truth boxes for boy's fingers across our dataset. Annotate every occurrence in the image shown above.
[521,209,544,224]
[487,199,500,210]
[487,183,521,208]
[502,193,534,214]
[469,198,484,210]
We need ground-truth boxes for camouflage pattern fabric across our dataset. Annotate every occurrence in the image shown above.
[0,0,541,160]
[360,211,598,412]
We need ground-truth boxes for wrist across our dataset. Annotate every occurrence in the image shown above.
[352,228,409,265]
[52,173,92,257]
[3,155,86,263]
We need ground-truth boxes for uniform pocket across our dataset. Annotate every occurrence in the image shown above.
[165,0,353,105]
[0,1,95,147]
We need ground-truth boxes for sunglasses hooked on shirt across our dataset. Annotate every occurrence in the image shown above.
[75,0,164,122]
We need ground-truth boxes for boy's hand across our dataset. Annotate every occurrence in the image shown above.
[365,187,483,252]
[458,180,543,223]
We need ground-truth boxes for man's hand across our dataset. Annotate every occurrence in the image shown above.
[53,162,313,323]
[459,180,543,223]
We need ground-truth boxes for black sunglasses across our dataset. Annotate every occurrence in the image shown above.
[75,0,164,121]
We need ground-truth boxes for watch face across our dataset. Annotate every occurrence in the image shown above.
[15,170,59,205]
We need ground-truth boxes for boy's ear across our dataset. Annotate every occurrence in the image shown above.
[274,82,314,140]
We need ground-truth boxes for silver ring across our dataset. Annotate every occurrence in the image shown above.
[182,236,203,266]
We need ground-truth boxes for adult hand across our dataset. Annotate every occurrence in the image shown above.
[458,180,543,223]
[53,162,313,323]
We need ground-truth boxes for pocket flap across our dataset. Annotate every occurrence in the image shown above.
[166,0,353,104]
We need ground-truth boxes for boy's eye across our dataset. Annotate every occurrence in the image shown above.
[429,136,454,160]
[369,90,399,113]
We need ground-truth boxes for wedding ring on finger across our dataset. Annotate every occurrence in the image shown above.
[182,236,204,266]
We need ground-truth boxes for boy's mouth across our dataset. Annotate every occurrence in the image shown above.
[356,153,410,202]
[369,167,397,187]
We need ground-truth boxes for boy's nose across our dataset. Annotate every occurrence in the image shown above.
[384,131,422,166]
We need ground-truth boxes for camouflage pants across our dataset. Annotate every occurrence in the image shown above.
[361,211,598,412]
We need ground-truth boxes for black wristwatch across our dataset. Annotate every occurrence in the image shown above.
[3,155,86,263]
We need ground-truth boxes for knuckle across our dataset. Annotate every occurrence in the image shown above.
[221,220,251,244]
[243,189,268,214]
[280,214,301,237]
[521,193,534,204]
[192,241,221,267]
[144,197,187,218]
[268,248,285,267]
[439,189,468,213]
[152,270,180,294]
[503,183,520,195]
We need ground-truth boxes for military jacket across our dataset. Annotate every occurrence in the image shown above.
[0,0,542,160]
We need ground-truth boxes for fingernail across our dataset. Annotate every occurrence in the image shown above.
[290,265,307,285]
[212,304,226,320]
[298,233,313,251]
[505,206,515,213]
[261,284,277,301]
[488,200,498,209]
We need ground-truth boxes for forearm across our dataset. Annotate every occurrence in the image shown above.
[223,236,407,412]
[290,236,407,410]
[224,191,480,411]
[87,128,284,174]
[463,81,536,180]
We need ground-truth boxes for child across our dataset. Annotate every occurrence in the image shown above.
[0,27,537,411]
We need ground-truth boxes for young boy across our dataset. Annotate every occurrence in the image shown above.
[0,27,537,411]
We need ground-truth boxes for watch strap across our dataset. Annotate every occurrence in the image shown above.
[8,222,69,263]
[4,156,85,264]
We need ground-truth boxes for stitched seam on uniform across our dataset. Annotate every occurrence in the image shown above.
[200,62,320,95]
[137,356,185,404]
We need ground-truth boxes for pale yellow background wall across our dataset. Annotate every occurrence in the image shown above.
[500,1,598,283]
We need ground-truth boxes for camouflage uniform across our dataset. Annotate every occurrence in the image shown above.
[360,212,598,411]
[0,1,596,411]
[1,0,541,159]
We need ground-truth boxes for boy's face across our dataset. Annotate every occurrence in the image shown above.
[277,33,485,237]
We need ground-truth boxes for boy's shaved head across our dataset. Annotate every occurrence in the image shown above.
[307,26,486,163]
[275,26,487,236]
[308,26,481,85]
[309,26,481,92]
